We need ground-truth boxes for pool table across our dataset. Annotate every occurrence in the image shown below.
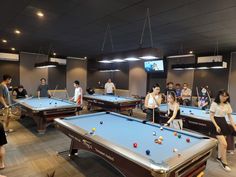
[83,94,140,115]
[14,97,80,134]
[55,112,216,177]
[159,104,236,150]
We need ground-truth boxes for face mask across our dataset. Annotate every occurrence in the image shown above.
[201,89,207,94]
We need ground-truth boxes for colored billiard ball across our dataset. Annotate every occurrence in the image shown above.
[146,150,150,155]
[133,143,138,148]
[173,132,178,136]
[186,138,190,143]
[158,136,163,141]
[153,131,156,136]
[49,102,52,105]
[92,128,96,132]
[100,121,103,124]
[160,127,163,131]
[154,139,162,144]
[173,148,178,152]
[178,134,182,139]
[55,102,57,104]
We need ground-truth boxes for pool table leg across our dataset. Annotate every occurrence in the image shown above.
[69,139,79,156]
[34,116,47,134]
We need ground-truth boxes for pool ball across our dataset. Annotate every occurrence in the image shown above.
[178,134,181,139]
[178,153,181,157]
[154,139,162,144]
[160,127,163,131]
[152,131,156,136]
[173,148,178,152]
[100,121,103,124]
[158,136,163,141]
[92,128,96,132]
[146,150,150,155]
[49,102,52,105]
[173,132,178,136]
[186,138,190,143]
[133,143,138,148]
[55,102,57,104]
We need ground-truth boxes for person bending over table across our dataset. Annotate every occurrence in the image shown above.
[37,78,51,98]
[164,91,182,130]
[181,83,192,106]
[210,90,236,172]
[0,74,14,133]
[12,85,28,99]
[70,80,83,108]
[144,84,162,123]
[104,78,116,95]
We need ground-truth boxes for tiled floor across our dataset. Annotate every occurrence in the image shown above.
[1,110,235,177]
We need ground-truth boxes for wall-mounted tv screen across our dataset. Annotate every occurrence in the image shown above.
[144,60,164,72]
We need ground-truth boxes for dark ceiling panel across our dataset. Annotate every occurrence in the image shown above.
[1,0,236,57]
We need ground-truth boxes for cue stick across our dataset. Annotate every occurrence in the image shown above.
[52,85,58,97]
[206,89,212,105]
[1,96,34,110]
[196,87,200,106]
[65,88,70,100]
[152,107,155,123]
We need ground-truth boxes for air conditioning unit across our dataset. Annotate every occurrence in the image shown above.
[197,55,222,63]
[0,53,19,61]
[50,57,66,65]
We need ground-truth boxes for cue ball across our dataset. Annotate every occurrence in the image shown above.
[173,148,178,152]
[153,131,156,136]
[100,121,103,124]
[146,150,150,155]
[133,143,138,148]
[186,138,190,143]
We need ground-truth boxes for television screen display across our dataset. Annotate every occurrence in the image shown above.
[144,60,164,72]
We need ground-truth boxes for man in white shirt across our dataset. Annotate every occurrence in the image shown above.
[181,83,192,106]
[70,80,83,107]
[104,78,116,95]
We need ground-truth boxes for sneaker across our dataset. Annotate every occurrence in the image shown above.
[216,157,221,163]
[227,150,234,155]
[5,129,14,133]
[217,158,231,172]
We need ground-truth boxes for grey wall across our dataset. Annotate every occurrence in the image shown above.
[20,52,48,96]
[229,52,236,111]
[129,61,147,97]
[87,61,129,90]
[48,65,66,90]
[0,60,19,86]
[167,57,195,89]
[66,59,87,96]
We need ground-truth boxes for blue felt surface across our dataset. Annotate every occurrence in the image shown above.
[84,94,137,102]
[20,97,75,108]
[64,112,203,163]
[159,104,236,123]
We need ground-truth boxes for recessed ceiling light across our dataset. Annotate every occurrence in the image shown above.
[53,52,56,56]
[2,39,7,43]
[84,56,87,59]
[37,11,44,17]
[11,47,15,51]
[14,29,21,34]
[189,51,193,54]
[124,57,140,61]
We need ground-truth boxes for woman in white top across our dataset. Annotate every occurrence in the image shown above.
[144,84,162,123]
[210,90,236,172]
[164,91,182,130]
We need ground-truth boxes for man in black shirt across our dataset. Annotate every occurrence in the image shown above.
[13,85,28,99]
[165,82,176,95]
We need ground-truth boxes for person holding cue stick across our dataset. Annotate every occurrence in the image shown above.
[144,84,162,123]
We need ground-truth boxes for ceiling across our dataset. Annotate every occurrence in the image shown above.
[1,0,236,58]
